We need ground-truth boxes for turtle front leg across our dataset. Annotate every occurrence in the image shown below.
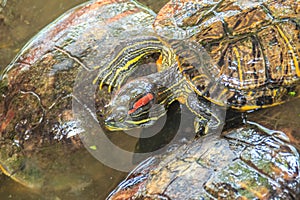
[186,92,222,136]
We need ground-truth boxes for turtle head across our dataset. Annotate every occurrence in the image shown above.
[104,78,167,131]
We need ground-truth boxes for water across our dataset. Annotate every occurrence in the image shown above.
[0,0,299,199]
[0,0,168,70]
[0,0,169,199]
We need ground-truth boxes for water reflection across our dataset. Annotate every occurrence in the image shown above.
[0,0,168,199]
[0,0,299,200]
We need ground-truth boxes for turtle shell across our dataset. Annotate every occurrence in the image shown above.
[154,0,300,110]
[0,0,156,192]
[107,124,300,199]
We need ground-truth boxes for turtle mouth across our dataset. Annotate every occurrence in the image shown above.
[104,120,131,131]
[104,105,168,131]
[104,116,154,131]
[104,115,135,131]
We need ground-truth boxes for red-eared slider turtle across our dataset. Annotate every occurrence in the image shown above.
[101,0,300,134]
[0,0,163,195]
[107,123,300,199]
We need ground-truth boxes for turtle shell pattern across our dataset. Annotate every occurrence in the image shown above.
[0,0,156,190]
[154,0,300,110]
[107,124,300,199]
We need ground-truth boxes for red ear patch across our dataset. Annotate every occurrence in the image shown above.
[128,93,154,115]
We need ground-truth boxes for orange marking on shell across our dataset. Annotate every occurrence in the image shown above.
[128,93,154,115]
[109,178,145,200]
[156,54,163,71]
[0,109,15,132]
[19,0,130,66]
[107,8,140,23]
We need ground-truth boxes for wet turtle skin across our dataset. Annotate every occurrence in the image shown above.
[101,0,299,136]
[107,124,300,200]
[0,0,158,190]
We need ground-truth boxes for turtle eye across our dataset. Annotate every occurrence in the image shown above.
[128,93,154,115]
